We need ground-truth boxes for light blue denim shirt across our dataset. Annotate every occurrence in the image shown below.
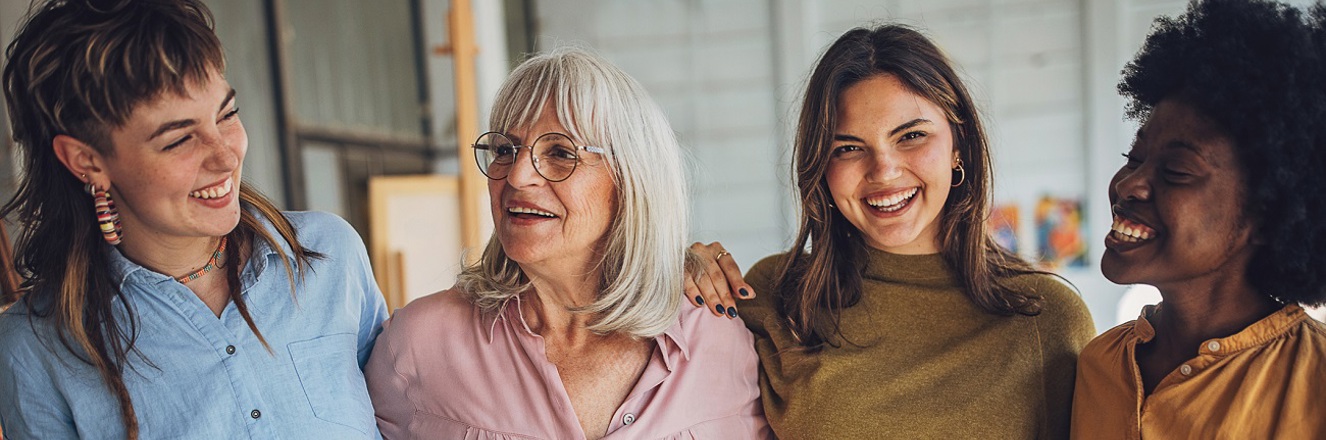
[0,211,389,439]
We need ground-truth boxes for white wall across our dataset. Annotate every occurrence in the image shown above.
[531,1,792,275]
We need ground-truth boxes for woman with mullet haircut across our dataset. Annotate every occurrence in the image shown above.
[0,0,387,438]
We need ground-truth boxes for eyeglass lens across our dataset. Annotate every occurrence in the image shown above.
[474,132,582,181]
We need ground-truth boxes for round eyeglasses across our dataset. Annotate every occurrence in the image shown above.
[472,131,605,182]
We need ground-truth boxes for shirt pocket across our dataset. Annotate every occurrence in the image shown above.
[288,332,376,435]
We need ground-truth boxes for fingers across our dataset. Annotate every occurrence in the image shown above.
[715,247,755,300]
[684,276,705,308]
[686,241,753,319]
[702,247,738,317]
[694,266,728,317]
[686,242,718,310]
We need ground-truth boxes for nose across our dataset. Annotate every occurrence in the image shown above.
[864,148,901,183]
[198,122,246,172]
[505,147,544,187]
[1111,164,1151,203]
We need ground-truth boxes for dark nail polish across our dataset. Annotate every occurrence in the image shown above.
[715,304,725,315]
[739,287,750,297]
[695,295,705,306]
[727,307,738,318]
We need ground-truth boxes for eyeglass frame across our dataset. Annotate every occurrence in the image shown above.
[471,131,606,182]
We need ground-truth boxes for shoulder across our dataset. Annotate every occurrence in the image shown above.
[1079,320,1135,361]
[0,305,54,372]
[998,272,1096,351]
[670,304,760,404]
[283,209,354,232]
[744,252,797,308]
[745,252,792,288]
[280,210,363,250]
[739,253,795,330]
[0,302,43,343]
[675,302,756,356]
[1008,273,1094,332]
[1290,311,1326,350]
[377,288,478,346]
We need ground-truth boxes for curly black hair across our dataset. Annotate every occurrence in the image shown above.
[1120,0,1326,306]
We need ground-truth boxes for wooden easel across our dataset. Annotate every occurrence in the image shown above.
[434,0,487,264]
[369,0,489,309]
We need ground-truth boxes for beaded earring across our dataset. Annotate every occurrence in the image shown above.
[87,183,122,245]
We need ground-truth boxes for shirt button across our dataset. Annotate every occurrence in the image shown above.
[225,345,236,355]
[1207,341,1221,352]
[1180,364,1193,375]
[250,409,261,419]
[622,413,636,425]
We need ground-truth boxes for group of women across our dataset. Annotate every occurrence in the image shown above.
[0,0,1321,438]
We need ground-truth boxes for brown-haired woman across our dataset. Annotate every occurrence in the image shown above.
[0,0,387,438]
[690,24,1094,438]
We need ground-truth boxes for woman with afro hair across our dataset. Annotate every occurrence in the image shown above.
[1071,0,1326,437]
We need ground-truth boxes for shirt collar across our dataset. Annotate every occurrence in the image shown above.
[1131,302,1308,354]
[658,314,691,367]
[248,210,300,267]
[482,294,693,369]
[105,210,296,289]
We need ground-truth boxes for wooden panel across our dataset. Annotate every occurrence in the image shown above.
[368,175,463,309]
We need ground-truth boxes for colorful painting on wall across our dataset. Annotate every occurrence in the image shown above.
[990,204,1020,254]
[1035,196,1087,269]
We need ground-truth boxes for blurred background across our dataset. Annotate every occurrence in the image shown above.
[2,0,1321,332]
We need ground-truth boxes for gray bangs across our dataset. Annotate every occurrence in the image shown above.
[487,48,624,161]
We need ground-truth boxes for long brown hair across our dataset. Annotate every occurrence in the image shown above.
[2,1,317,437]
[779,24,1045,349]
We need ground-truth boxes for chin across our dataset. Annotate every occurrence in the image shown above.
[862,228,922,250]
[206,212,244,236]
[496,239,539,264]
[1099,255,1138,285]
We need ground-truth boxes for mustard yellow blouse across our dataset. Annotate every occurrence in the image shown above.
[1072,303,1326,439]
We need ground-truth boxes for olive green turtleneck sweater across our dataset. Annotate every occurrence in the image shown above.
[739,248,1095,439]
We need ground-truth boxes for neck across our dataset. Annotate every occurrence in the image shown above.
[1152,279,1281,348]
[521,263,603,343]
[117,231,225,280]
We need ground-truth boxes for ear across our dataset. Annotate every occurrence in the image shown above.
[52,134,110,188]
[952,150,962,168]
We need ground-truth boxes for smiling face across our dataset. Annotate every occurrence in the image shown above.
[488,102,617,270]
[95,71,246,243]
[1102,98,1257,290]
[826,74,957,255]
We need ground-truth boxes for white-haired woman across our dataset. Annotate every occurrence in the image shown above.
[364,48,769,439]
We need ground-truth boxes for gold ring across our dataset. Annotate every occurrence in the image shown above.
[715,251,730,262]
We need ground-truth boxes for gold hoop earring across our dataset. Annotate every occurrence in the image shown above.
[951,159,966,188]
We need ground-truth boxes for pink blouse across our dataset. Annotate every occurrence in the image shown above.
[365,288,770,439]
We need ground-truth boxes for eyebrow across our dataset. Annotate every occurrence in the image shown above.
[832,118,932,143]
[145,88,237,141]
[1164,140,1204,158]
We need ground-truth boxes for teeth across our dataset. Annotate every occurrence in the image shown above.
[1110,215,1156,242]
[507,206,556,218]
[865,188,919,212]
[190,179,233,199]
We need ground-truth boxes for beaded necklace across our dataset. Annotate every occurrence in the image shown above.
[176,237,227,285]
